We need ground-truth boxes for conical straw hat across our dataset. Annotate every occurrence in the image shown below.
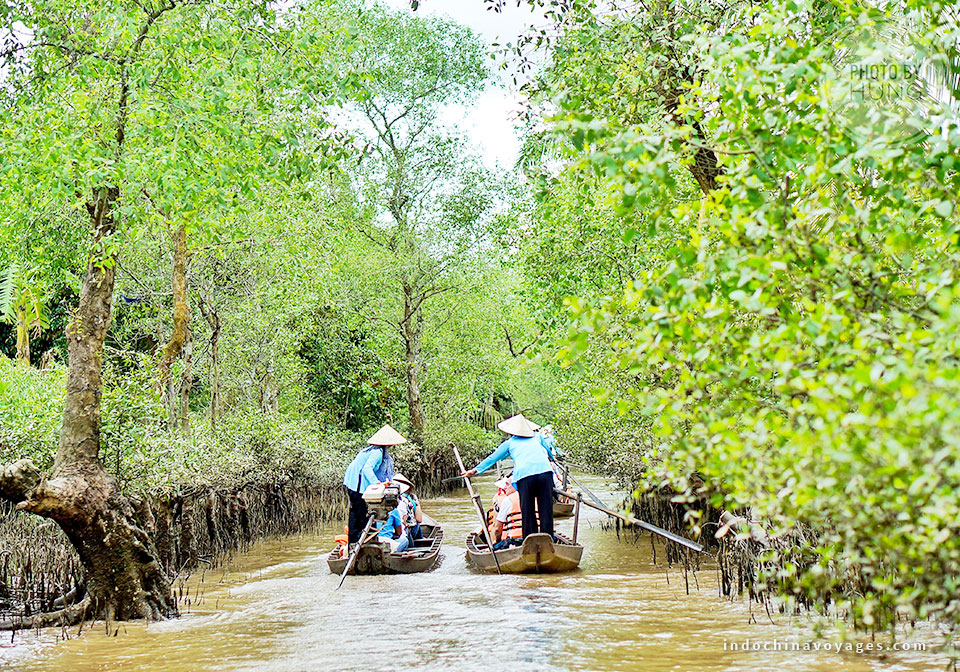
[367,424,407,446]
[497,414,535,438]
[392,473,414,493]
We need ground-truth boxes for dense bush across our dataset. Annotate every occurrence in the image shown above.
[0,352,498,496]
[0,358,64,468]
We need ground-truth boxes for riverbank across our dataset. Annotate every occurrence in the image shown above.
[0,477,346,625]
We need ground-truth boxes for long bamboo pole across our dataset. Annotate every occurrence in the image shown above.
[572,492,582,543]
[336,514,378,589]
[559,465,609,512]
[451,443,502,574]
[554,487,705,553]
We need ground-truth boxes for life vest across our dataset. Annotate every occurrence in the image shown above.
[493,491,524,540]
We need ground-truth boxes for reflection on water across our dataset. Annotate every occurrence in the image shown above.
[0,475,948,672]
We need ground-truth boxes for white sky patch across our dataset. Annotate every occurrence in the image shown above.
[381,0,545,170]
[438,90,528,171]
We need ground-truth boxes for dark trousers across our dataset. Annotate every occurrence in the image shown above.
[346,486,369,543]
[516,471,554,538]
[406,523,422,548]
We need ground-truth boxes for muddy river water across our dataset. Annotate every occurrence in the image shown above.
[0,475,948,671]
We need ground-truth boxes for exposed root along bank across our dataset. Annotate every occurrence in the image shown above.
[629,487,813,615]
[0,478,345,627]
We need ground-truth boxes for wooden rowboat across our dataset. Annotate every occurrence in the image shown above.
[465,531,583,574]
[553,499,575,518]
[327,516,443,576]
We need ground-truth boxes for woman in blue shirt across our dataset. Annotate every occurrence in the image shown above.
[461,413,556,540]
[343,424,404,544]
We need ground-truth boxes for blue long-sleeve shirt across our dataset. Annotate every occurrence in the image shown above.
[343,447,384,493]
[474,435,555,485]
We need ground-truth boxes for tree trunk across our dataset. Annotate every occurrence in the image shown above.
[258,363,279,414]
[209,324,221,426]
[401,284,426,446]
[15,310,29,366]
[179,323,193,434]
[686,118,721,195]
[654,73,721,196]
[159,223,191,430]
[0,187,176,627]
[199,298,221,430]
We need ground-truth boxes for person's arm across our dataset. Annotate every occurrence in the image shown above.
[464,440,510,477]
[491,519,504,541]
[402,494,423,523]
[359,448,382,487]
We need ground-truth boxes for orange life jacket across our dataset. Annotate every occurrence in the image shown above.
[493,491,524,540]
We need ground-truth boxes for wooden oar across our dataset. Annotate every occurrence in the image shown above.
[451,443,502,575]
[336,514,377,589]
[554,487,705,553]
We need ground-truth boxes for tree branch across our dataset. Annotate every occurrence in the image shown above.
[0,459,42,504]
[503,326,542,358]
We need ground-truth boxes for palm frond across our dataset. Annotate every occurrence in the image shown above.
[0,264,19,322]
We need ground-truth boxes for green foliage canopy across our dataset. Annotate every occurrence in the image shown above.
[521,0,960,633]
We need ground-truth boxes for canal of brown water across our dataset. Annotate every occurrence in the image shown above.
[0,475,948,671]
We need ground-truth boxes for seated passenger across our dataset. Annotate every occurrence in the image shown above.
[490,477,524,550]
[375,506,408,554]
[486,476,510,525]
[484,478,506,534]
[393,473,423,546]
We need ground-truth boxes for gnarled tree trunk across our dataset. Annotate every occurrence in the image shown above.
[652,63,722,196]
[0,188,176,628]
[179,324,193,434]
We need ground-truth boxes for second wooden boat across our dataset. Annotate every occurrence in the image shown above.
[327,515,443,575]
[553,499,575,518]
[465,531,583,573]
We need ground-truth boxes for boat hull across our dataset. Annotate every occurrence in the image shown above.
[553,500,575,518]
[327,521,443,575]
[465,532,583,574]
